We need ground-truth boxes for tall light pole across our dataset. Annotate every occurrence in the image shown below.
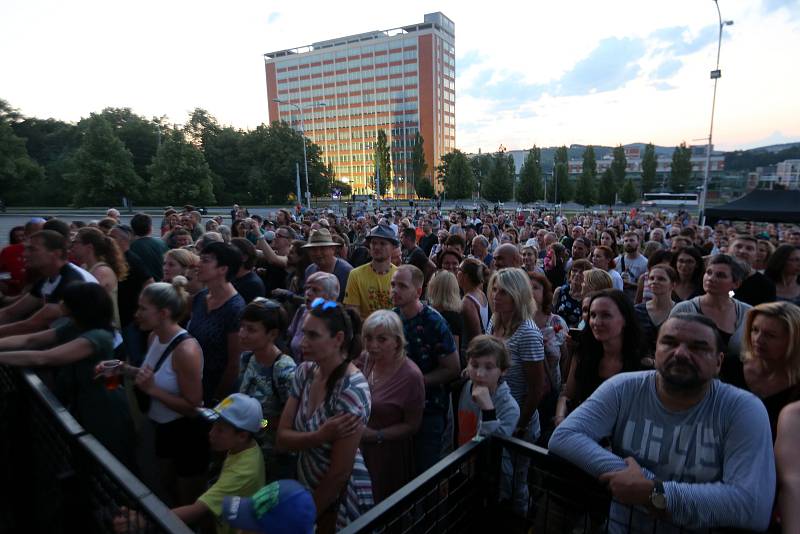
[273,98,326,210]
[699,0,733,225]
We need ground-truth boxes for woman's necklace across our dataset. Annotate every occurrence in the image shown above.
[368,357,405,388]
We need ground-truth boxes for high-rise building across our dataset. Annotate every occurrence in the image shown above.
[264,12,455,197]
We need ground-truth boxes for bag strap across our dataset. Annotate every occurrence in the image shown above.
[153,332,192,373]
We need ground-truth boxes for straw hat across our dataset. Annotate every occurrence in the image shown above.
[302,228,338,248]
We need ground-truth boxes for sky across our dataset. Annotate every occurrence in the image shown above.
[2,0,799,153]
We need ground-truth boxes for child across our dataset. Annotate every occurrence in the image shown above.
[457,335,523,512]
[114,393,266,534]
[457,335,520,445]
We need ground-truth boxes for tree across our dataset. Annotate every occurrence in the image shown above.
[148,128,215,205]
[99,108,160,185]
[516,146,543,204]
[184,108,221,151]
[416,177,434,199]
[483,149,513,202]
[620,177,638,204]
[641,143,657,194]
[410,132,428,196]
[0,121,45,206]
[441,150,475,199]
[548,145,571,203]
[670,142,693,192]
[574,145,596,207]
[597,168,616,206]
[470,152,493,198]
[68,114,144,207]
[204,126,249,205]
[611,144,627,191]
[371,129,391,196]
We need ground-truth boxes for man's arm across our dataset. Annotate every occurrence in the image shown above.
[776,402,800,533]
[255,237,288,268]
[0,293,41,325]
[0,302,62,337]
[424,351,459,387]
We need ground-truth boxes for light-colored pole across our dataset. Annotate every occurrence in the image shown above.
[699,0,733,225]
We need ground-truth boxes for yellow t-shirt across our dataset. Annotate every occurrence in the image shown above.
[198,442,265,534]
[343,263,397,319]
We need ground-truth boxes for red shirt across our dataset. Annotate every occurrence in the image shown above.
[0,243,26,295]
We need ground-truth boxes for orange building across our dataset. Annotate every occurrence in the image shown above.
[264,12,455,197]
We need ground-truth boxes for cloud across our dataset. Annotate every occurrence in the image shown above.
[763,0,800,15]
[267,12,281,24]
[668,24,718,55]
[457,49,482,70]
[555,37,645,96]
[652,82,677,91]
[653,59,683,79]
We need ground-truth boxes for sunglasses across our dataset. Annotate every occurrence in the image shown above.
[310,297,337,311]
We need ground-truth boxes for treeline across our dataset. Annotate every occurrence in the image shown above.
[725,144,800,172]
[0,100,344,207]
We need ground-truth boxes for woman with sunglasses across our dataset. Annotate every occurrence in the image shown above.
[277,298,372,532]
[238,298,297,480]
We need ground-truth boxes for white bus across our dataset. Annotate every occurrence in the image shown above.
[641,193,699,207]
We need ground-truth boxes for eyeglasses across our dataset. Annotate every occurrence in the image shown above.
[251,297,282,309]
[310,297,337,311]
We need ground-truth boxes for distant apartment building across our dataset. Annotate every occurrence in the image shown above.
[776,159,800,189]
[264,12,455,197]
[566,146,725,178]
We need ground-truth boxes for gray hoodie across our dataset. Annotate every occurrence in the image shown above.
[457,380,520,445]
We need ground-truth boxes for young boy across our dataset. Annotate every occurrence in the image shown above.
[457,335,520,445]
[457,335,523,513]
[114,393,266,534]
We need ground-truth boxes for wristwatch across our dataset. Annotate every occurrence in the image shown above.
[649,479,667,511]
[376,431,384,444]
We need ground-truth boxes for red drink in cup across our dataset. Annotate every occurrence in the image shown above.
[98,360,123,390]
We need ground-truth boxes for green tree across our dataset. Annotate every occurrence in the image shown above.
[469,152,493,198]
[371,129,391,197]
[620,177,638,204]
[0,121,45,206]
[597,168,616,206]
[641,143,657,193]
[516,146,543,204]
[442,150,475,199]
[574,145,596,207]
[148,128,215,205]
[204,126,249,205]
[483,149,513,202]
[670,142,693,192]
[611,144,627,190]
[68,114,143,207]
[99,108,160,185]
[184,108,221,150]
[416,177,434,199]
[410,132,428,196]
[548,145,571,203]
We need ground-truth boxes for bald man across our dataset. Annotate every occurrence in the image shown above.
[493,243,522,270]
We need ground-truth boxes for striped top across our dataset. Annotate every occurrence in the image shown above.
[487,318,545,434]
[290,361,373,529]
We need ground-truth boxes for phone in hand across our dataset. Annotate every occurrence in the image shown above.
[568,327,582,338]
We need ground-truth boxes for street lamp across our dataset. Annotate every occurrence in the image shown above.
[699,0,733,224]
[273,98,327,210]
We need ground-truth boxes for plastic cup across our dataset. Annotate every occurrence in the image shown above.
[98,360,123,390]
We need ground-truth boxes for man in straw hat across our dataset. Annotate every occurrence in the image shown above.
[303,228,352,302]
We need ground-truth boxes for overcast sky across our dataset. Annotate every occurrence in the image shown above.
[3,0,798,153]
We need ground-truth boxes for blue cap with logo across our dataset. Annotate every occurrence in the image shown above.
[222,479,316,534]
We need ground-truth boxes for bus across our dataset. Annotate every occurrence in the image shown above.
[641,192,699,208]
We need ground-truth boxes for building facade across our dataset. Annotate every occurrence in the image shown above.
[264,12,455,197]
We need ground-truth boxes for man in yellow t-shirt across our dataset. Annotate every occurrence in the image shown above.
[113,393,266,534]
[344,224,399,319]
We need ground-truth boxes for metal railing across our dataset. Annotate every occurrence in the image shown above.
[0,364,192,534]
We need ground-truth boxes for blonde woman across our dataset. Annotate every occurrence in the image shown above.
[742,301,800,439]
[581,268,614,298]
[359,310,424,503]
[163,248,203,297]
[426,270,463,351]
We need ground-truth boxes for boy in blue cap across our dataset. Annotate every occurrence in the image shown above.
[222,479,316,534]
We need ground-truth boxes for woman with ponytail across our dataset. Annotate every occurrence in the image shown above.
[71,226,128,329]
[276,298,373,533]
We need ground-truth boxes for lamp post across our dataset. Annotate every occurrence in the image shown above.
[273,98,326,210]
[699,0,733,225]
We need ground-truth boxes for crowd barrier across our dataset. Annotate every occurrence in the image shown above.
[0,364,192,534]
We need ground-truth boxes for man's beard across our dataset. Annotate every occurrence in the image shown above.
[658,360,704,391]
[624,245,637,254]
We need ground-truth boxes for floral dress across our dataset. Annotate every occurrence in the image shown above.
[290,361,374,529]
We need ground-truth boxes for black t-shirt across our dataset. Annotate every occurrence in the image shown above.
[734,272,776,307]
[403,246,429,272]
[233,271,266,304]
[262,264,288,293]
[118,250,154,327]
[130,236,168,282]
[31,263,96,304]
[419,233,438,257]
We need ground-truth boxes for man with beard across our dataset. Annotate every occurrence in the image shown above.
[614,231,648,302]
[549,313,774,533]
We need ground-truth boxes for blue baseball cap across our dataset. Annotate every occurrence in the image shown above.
[222,480,316,534]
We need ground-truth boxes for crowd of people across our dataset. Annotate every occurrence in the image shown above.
[0,202,798,533]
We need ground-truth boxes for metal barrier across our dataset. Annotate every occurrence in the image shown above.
[342,435,748,534]
[0,364,193,534]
